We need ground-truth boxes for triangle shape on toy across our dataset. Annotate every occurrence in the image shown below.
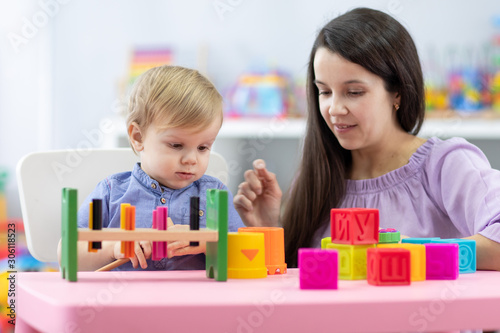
[241,249,259,261]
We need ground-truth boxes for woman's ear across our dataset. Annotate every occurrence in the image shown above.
[128,122,144,152]
[394,93,401,108]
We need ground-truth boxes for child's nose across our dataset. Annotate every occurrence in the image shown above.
[181,150,197,165]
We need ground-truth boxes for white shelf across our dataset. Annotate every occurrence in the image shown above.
[102,116,500,148]
[220,117,500,140]
[420,117,500,139]
[219,118,306,139]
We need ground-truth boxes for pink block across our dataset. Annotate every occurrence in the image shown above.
[330,208,379,245]
[152,207,168,260]
[157,207,168,230]
[152,210,160,260]
[299,248,338,290]
[425,243,459,280]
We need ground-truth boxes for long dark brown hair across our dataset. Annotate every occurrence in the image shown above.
[282,8,425,267]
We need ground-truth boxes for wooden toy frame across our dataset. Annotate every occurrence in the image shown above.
[60,188,229,282]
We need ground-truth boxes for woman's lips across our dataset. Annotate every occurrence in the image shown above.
[334,124,357,133]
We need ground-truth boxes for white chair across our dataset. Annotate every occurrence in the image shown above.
[16,148,229,262]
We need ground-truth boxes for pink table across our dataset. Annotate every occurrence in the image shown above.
[16,269,500,332]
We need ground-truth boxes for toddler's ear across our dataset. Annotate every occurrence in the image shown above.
[128,122,144,152]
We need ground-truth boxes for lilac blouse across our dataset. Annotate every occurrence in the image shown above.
[312,137,500,248]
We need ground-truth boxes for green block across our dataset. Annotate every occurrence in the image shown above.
[205,189,228,282]
[61,188,78,282]
[378,231,400,244]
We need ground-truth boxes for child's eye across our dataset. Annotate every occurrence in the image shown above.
[198,146,210,152]
[169,143,183,149]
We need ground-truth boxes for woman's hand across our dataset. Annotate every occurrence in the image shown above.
[233,159,282,227]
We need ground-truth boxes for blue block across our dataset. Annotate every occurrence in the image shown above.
[430,239,476,274]
[402,237,440,245]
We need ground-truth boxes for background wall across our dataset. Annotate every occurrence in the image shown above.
[1,0,499,218]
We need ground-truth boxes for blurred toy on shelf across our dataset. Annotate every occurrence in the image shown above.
[0,169,59,272]
[1,169,58,332]
[291,77,307,118]
[492,71,500,111]
[424,15,500,116]
[423,46,450,112]
[448,68,489,112]
[0,219,59,273]
[492,15,500,112]
[116,46,174,116]
[224,68,295,118]
[0,168,7,224]
[127,47,173,86]
[425,84,449,111]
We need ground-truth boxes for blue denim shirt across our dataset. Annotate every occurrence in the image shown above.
[78,163,244,271]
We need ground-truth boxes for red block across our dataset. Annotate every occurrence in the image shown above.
[367,248,411,286]
[330,208,379,245]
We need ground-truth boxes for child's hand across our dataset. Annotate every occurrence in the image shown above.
[166,221,206,258]
[113,240,152,269]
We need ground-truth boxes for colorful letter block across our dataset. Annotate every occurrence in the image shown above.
[430,239,476,274]
[325,243,375,280]
[377,243,426,281]
[425,243,459,280]
[367,248,411,286]
[330,208,379,245]
[298,248,338,289]
[321,237,332,249]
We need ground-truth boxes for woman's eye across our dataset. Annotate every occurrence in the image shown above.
[318,91,331,96]
[348,91,364,97]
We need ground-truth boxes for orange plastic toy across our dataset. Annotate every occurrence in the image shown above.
[227,232,267,279]
[238,227,287,275]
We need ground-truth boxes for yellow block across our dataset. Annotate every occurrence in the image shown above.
[377,243,426,281]
[326,243,375,280]
[321,237,332,249]
[227,232,267,279]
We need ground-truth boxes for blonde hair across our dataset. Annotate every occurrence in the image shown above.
[126,65,223,150]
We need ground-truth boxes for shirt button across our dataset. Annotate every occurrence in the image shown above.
[161,198,166,204]
[151,183,157,189]
[199,210,204,217]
